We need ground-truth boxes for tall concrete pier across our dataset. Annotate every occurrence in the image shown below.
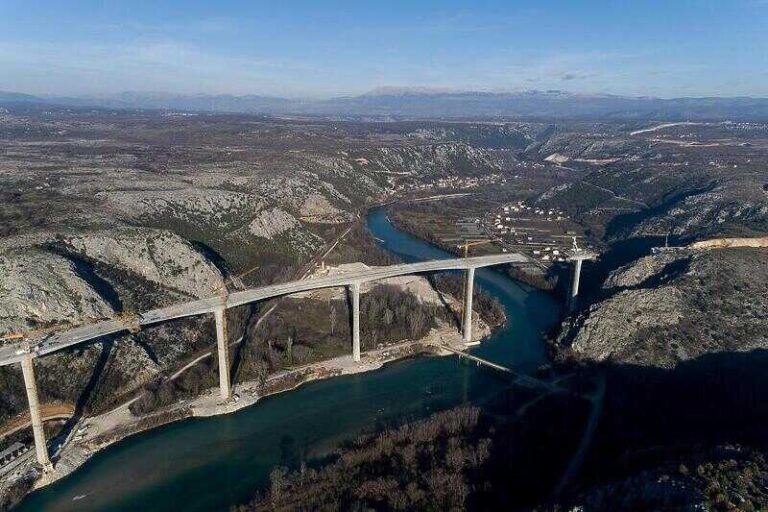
[567,243,596,312]
[214,307,232,400]
[463,267,475,342]
[568,258,583,311]
[1,254,532,478]
[20,354,53,473]
[350,282,361,362]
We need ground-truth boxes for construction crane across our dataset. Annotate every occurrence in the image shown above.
[0,332,25,342]
[0,310,145,343]
[210,264,260,300]
[457,238,494,258]
[1,322,81,343]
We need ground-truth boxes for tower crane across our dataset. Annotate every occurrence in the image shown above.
[458,238,494,258]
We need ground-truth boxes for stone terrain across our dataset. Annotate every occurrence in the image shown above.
[0,109,529,433]
[522,124,768,370]
[559,247,768,368]
[0,249,113,334]
[1,106,767,509]
[542,445,768,512]
[531,122,768,242]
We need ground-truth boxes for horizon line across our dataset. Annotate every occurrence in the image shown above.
[4,87,768,102]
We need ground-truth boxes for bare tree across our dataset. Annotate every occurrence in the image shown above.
[383,308,394,326]
[329,304,337,335]
[286,334,293,365]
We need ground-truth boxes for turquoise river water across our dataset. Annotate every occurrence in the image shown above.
[17,207,560,511]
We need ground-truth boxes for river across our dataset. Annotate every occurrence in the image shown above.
[17,207,560,512]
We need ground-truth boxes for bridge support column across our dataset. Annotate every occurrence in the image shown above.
[214,307,232,400]
[569,259,583,312]
[350,282,361,362]
[20,354,53,473]
[463,267,475,342]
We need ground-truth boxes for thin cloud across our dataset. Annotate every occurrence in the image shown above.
[560,72,599,81]
[0,40,321,96]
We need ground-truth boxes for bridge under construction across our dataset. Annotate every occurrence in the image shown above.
[0,250,591,475]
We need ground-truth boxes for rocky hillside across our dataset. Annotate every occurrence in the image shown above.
[543,445,768,512]
[0,228,225,337]
[525,121,768,371]
[558,247,768,368]
[0,225,225,422]
[532,123,768,242]
[349,142,502,180]
[0,110,521,428]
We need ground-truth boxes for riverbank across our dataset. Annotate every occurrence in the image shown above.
[385,203,562,293]
[23,316,491,495]
[12,207,559,512]
[0,205,501,505]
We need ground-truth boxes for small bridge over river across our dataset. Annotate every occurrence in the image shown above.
[0,252,580,475]
[439,345,558,392]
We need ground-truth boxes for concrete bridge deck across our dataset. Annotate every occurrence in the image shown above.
[0,253,527,367]
[0,252,537,474]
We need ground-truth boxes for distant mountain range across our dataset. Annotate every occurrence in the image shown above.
[2,88,768,120]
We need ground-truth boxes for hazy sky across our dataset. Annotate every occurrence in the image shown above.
[1,0,766,98]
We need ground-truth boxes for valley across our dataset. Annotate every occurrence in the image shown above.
[0,105,766,511]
